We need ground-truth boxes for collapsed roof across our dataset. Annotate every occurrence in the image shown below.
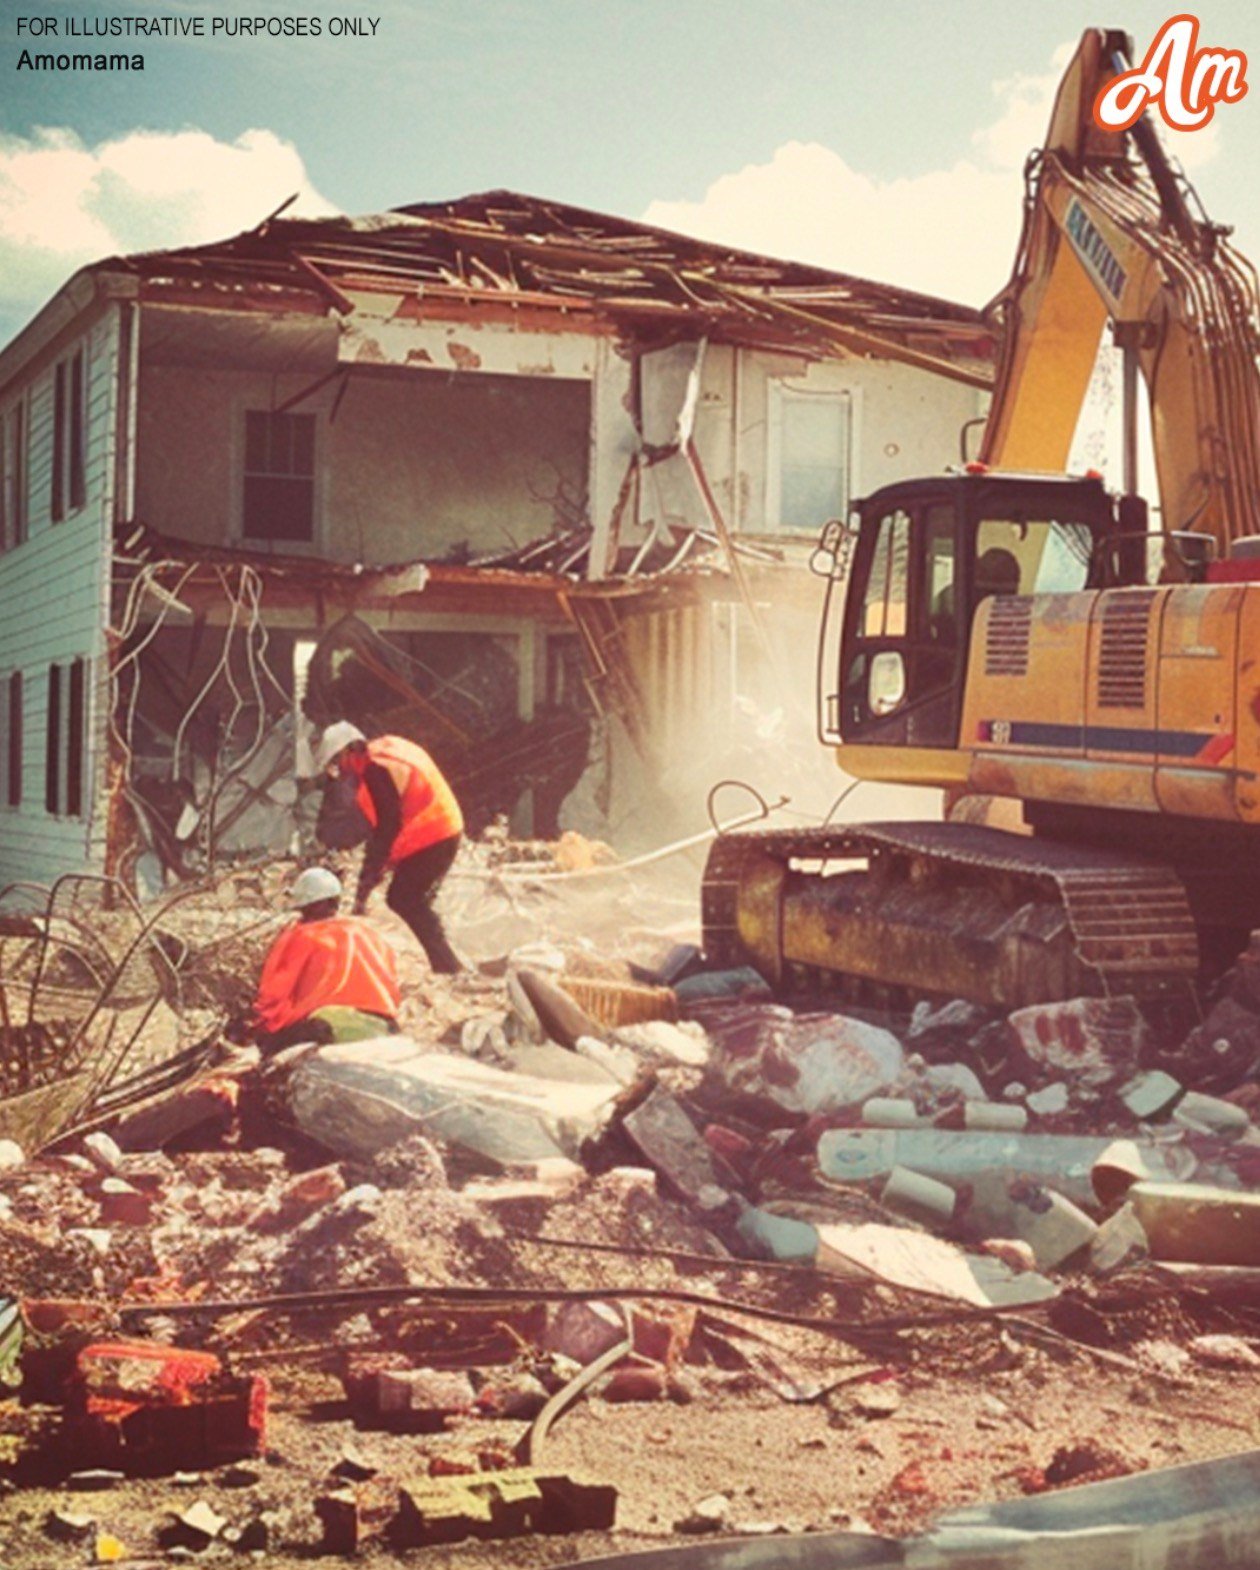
[93,189,994,382]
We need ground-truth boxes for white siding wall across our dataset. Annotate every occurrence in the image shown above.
[0,305,118,888]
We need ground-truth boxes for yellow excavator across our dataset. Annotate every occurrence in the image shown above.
[702,28,1260,1016]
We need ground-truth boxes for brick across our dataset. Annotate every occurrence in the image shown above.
[97,1179,153,1227]
[394,1468,616,1546]
[62,1342,267,1476]
[601,1364,667,1403]
[315,1476,400,1555]
[373,1368,474,1432]
[246,1165,346,1233]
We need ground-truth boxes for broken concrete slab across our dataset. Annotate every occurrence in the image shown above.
[111,1076,239,1152]
[1005,995,1147,1090]
[700,1002,904,1117]
[959,1173,1097,1271]
[622,1087,734,1218]
[1120,1071,1182,1122]
[1088,1201,1150,1274]
[814,1221,1058,1308]
[286,1036,623,1166]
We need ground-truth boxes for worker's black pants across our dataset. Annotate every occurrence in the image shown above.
[386,835,463,973]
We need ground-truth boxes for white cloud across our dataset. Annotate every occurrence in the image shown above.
[0,126,336,326]
[647,142,1018,307]
[644,40,1222,308]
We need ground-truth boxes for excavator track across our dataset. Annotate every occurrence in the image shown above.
[702,821,1199,1013]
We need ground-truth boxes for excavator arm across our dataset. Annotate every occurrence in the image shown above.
[979,28,1260,556]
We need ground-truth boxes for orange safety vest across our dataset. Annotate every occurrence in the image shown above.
[254,915,402,1034]
[352,735,463,864]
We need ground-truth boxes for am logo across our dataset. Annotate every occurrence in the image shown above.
[1093,15,1247,132]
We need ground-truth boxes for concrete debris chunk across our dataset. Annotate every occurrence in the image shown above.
[1006,995,1147,1090]
[715,1005,905,1116]
[286,1036,622,1166]
[961,1172,1098,1270]
[1188,1334,1260,1368]
[880,1166,957,1227]
[675,1492,732,1533]
[1025,1082,1070,1117]
[815,1220,1058,1308]
[171,1499,226,1546]
[1088,1201,1150,1274]
[82,1133,123,1174]
[1174,1091,1251,1135]
[46,1508,95,1541]
[1120,1070,1183,1121]
[623,1086,734,1214]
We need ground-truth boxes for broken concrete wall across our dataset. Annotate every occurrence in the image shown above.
[625,343,986,548]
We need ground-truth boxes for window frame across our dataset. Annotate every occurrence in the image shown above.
[765,382,857,535]
[239,407,318,546]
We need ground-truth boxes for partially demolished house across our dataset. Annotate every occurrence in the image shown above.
[0,190,993,890]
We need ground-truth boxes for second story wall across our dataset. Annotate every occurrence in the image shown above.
[135,355,591,565]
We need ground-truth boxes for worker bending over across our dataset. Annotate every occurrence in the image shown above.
[313,722,465,974]
[254,867,401,1051]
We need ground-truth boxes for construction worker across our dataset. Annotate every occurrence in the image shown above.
[253,866,402,1051]
[312,721,465,974]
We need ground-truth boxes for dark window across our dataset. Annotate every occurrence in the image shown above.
[45,664,60,812]
[8,402,27,546]
[52,362,65,522]
[43,656,88,818]
[67,657,84,817]
[51,351,87,522]
[242,411,316,542]
[69,351,86,511]
[2,671,20,808]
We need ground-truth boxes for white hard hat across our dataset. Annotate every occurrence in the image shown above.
[289,866,344,908]
[313,720,366,774]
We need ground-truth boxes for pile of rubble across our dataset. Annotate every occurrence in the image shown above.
[2,843,1260,1565]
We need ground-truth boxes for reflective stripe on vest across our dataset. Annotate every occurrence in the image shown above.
[355,734,463,863]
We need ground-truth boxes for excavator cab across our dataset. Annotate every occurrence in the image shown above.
[818,472,1117,757]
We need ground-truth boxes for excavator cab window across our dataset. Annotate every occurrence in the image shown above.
[836,495,963,748]
[974,516,1093,599]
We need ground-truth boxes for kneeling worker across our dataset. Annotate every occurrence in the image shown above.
[254,867,401,1051]
[313,723,465,974]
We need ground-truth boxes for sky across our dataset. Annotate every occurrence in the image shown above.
[1,0,1259,343]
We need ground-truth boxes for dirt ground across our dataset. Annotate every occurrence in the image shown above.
[3,1300,1259,1567]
